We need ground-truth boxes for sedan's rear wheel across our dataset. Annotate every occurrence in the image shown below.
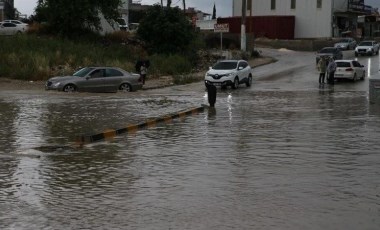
[120,83,132,92]
[63,84,76,92]
[360,71,365,80]
[232,77,239,89]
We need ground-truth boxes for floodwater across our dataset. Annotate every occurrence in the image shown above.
[1,49,380,229]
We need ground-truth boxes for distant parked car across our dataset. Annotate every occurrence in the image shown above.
[354,40,379,56]
[204,60,252,89]
[334,60,365,81]
[334,37,357,50]
[2,20,28,31]
[116,18,128,31]
[45,67,143,93]
[316,47,343,64]
[0,22,24,35]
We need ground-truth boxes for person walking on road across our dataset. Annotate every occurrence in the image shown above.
[317,57,327,84]
[327,57,337,85]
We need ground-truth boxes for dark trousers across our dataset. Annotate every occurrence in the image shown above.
[141,74,146,84]
[328,71,335,84]
[319,72,325,83]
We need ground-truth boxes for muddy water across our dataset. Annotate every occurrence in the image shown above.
[1,51,380,229]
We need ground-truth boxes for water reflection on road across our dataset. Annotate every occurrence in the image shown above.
[1,49,380,229]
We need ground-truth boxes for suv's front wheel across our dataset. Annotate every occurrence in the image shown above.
[246,75,252,87]
[232,77,239,89]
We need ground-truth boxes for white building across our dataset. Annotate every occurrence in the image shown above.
[233,0,372,38]
[99,0,129,35]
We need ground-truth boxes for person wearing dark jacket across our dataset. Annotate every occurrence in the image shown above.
[317,57,327,84]
[326,58,337,85]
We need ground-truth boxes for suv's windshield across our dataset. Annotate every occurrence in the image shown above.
[212,61,238,70]
[73,67,94,77]
[359,41,373,46]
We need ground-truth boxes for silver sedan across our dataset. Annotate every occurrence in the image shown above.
[45,67,143,92]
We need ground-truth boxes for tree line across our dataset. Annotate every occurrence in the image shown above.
[33,0,198,55]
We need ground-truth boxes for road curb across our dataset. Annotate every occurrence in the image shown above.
[75,105,206,145]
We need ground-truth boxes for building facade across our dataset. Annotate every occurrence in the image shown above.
[233,0,374,38]
[0,0,14,21]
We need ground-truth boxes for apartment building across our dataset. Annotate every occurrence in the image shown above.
[233,0,373,38]
[0,0,14,21]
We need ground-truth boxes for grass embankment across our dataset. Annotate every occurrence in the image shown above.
[0,34,193,81]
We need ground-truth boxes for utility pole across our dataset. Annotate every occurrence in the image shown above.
[249,0,254,52]
[241,0,247,52]
[183,0,186,13]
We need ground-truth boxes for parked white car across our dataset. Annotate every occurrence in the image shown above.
[334,60,365,81]
[334,37,357,50]
[0,22,25,35]
[2,20,28,31]
[204,60,252,89]
[354,40,379,56]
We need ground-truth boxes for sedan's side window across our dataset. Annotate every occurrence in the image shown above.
[4,23,16,27]
[106,69,123,77]
[90,69,105,78]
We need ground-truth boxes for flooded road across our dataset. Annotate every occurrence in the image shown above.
[1,49,380,229]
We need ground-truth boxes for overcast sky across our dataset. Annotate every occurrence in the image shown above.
[14,0,380,18]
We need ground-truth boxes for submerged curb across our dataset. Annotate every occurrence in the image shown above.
[75,105,206,145]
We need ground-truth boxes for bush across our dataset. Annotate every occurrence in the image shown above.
[148,54,192,76]
[137,5,196,55]
[0,34,197,81]
[0,34,143,80]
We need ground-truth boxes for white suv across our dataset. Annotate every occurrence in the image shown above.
[204,60,252,89]
[355,40,379,56]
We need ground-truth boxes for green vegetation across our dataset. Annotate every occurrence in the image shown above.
[35,0,121,37]
[137,5,200,55]
[0,34,198,81]
[0,2,206,81]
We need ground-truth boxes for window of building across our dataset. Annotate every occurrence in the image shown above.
[247,0,252,11]
[291,0,296,9]
[271,0,276,10]
[317,0,322,9]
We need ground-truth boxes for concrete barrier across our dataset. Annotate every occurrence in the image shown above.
[75,105,206,145]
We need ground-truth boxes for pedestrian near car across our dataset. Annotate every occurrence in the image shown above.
[140,63,147,85]
[317,57,327,84]
[327,58,337,85]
